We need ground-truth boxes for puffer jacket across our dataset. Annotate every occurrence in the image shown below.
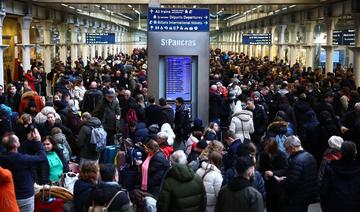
[157,164,207,212]
[196,161,223,207]
[229,109,254,142]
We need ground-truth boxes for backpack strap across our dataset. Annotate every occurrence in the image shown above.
[105,190,124,209]
[202,163,214,180]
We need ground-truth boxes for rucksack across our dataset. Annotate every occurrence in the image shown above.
[275,134,287,155]
[126,108,138,123]
[90,126,107,152]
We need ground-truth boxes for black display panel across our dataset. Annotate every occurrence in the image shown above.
[242,33,272,45]
[165,56,192,101]
[86,33,115,44]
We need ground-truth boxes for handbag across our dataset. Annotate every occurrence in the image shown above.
[62,172,79,194]
[88,190,124,212]
[35,184,65,212]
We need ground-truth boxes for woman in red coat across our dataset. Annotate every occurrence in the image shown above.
[24,70,36,91]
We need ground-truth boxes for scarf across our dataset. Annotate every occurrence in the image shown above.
[141,152,154,191]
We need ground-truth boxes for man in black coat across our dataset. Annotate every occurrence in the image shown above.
[174,97,191,141]
[87,164,132,211]
[159,98,174,128]
[82,81,103,114]
[145,95,162,127]
[320,141,360,212]
[246,97,268,145]
[271,135,319,212]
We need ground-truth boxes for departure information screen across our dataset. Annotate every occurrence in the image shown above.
[333,29,355,45]
[85,33,115,44]
[242,33,272,45]
[148,8,209,32]
[166,56,192,101]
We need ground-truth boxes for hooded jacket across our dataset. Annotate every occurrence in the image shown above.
[229,109,254,142]
[157,164,207,212]
[320,160,360,212]
[77,117,102,160]
[196,161,223,207]
[215,176,264,212]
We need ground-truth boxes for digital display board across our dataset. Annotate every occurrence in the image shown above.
[320,50,340,63]
[332,29,355,45]
[242,33,272,45]
[148,8,209,32]
[166,56,191,101]
[86,33,115,44]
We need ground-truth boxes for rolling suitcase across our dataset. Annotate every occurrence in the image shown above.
[101,145,119,163]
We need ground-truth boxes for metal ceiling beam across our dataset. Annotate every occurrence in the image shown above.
[32,0,321,5]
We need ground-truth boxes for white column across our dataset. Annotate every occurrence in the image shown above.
[58,24,68,64]
[304,21,316,68]
[325,17,338,73]
[249,30,254,58]
[288,24,299,66]
[261,27,267,58]
[0,12,8,86]
[269,26,276,61]
[20,16,32,72]
[70,24,79,67]
[353,14,360,86]
[278,24,287,61]
[88,27,96,60]
[81,26,88,67]
[41,20,53,97]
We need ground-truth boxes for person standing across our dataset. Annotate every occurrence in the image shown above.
[0,130,46,212]
[157,150,206,212]
[215,156,264,212]
[266,135,319,212]
[0,166,19,212]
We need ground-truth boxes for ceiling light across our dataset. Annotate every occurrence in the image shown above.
[193,5,197,8]
[68,6,75,10]
[224,13,240,21]
[61,4,68,7]
[289,5,296,8]
[257,5,262,9]
[106,9,111,13]
[95,5,100,8]
[160,5,164,8]
[282,7,287,11]
[77,9,82,12]
[128,5,132,8]
[274,9,280,13]
[134,9,140,14]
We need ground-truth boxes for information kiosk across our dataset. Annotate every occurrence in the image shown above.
[147,8,209,123]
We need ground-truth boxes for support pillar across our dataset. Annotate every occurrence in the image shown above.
[0,12,8,86]
[269,26,276,61]
[353,13,360,86]
[58,24,68,64]
[19,16,33,72]
[40,20,54,96]
[325,17,338,73]
[88,27,96,60]
[278,24,287,61]
[248,30,254,58]
[304,21,316,68]
[81,26,88,67]
[288,24,299,66]
[70,24,79,67]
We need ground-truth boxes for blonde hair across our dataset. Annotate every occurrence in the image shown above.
[199,140,224,161]
[17,113,32,125]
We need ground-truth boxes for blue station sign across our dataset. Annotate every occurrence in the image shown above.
[148,8,209,32]
[242,33,272,45]
[333,29,355,45]
[86,33,115,44]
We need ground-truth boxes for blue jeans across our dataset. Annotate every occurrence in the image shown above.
[17,196,34,212]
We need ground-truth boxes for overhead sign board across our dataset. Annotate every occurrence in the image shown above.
[86,33,115,44]
[242,33,272,45]
[333,29,355,45]
[148,8,209,32]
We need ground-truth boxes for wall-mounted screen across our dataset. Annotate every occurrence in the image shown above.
[166,56,192,101]
[242,33,272,45]
[320,50,340,63]
[86,33,115,44]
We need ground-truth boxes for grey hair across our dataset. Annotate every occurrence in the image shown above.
[157,131,168,140]
[285,135,302,148]
[124,90,131,96]
[170,150,187,165]
[355,102,360,110]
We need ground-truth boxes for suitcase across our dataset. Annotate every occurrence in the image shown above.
[35,184,65,212]
[101,145,119,163]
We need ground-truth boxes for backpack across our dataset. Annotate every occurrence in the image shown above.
[275,134,287,155]
[90,126,107,152]
[126,108,138,123]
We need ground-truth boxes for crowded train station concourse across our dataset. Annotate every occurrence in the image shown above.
[0,0,359,211]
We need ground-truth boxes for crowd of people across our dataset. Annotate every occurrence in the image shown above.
[0,47,359,212]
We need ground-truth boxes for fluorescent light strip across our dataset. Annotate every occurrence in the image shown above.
[77,9,82,12]
[282,7,287,11]
[61,4,68,7]
[95,5,100,8]
[274,9,280,13]
[257,5,262,9]
[193,5,197,8]
[134,9,140,14]
[128,5,132,8]
[224,13,240,21]
[289,5,296,8]
[106,9,111,13]
[68,6,75,10]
